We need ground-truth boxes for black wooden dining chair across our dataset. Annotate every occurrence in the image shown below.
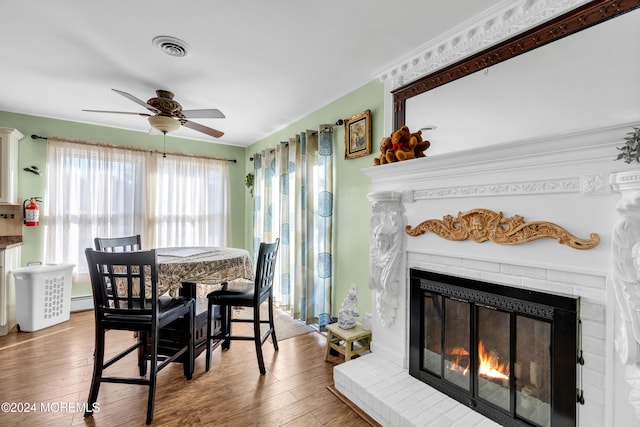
[94,234,142,252]
[94,234,147,374]
[84,248,195,425]
[205,239,280,374]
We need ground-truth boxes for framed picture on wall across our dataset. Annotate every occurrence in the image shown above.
[344,109,371,159]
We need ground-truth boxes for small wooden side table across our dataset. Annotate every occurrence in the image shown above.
[324,322,371,362]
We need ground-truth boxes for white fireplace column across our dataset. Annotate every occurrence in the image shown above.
[610,171,640,419]
[368,191,408,367]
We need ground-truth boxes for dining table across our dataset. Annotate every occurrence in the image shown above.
[154,246,254,364]
[156,246,253,298]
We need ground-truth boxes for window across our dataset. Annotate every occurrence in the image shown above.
[151,154,229,248]
[43,138,229,281]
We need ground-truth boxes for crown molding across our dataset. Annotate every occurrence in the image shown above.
[378,0,592,90]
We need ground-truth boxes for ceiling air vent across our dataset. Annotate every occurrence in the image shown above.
[152,36,190,58]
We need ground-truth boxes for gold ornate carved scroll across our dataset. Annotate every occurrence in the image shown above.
[405,208,599,250]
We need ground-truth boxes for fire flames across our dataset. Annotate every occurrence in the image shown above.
[448,346,470,375]
[448,340,510,381]
[477,340,509,380]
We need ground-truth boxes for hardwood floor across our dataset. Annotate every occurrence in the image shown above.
[0,311,374,427]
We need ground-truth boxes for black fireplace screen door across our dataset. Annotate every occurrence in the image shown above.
[410,268,577,427]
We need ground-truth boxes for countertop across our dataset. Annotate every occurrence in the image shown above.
[0,236,23,249]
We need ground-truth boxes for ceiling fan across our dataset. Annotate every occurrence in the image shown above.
[84,89,225,138]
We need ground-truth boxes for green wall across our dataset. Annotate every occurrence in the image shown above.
[246,79,384,316]
[0,110,248,295]
[1,78,383,315]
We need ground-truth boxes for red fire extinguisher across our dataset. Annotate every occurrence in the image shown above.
[23,197,41,226]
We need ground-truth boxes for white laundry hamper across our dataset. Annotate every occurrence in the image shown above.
[11,263,75,332]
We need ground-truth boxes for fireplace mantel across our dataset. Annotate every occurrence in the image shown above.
[363,123,625,194]
[334,123,640,426]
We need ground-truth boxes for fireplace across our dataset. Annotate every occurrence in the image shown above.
[328,120,640,426]
[409,268,578,427]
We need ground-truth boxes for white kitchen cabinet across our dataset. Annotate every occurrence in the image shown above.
[0,245,22,336]
[0,127,23,205]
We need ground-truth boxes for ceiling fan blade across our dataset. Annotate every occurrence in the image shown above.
[112,89,159,113]
[182,120,224,138]
[181,109,225,119]
[83,109,151,116]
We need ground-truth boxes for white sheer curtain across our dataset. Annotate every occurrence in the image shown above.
[44,138,230,282]
[44,138,147,281]
[149,154,230,248]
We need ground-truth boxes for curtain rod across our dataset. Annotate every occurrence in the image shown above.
[248,123,341,161]
[31,134,237,163]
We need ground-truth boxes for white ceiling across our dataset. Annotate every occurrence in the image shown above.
[0,0,502,147]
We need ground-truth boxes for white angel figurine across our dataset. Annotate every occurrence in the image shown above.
[338,284,359,329]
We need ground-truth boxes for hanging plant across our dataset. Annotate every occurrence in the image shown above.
[245,173,254,197]
[616,127,640,164]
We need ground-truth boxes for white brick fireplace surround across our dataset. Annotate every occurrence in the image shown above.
[333,124,640,427]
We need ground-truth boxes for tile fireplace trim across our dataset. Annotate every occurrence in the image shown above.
[336,250,608,426]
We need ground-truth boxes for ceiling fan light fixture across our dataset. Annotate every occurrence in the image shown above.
[152,36,190,58]
[148,115,181,133]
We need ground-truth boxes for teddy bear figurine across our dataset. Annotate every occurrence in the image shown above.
[393,126,416,161]
[373,126,431,166]
[410,129,431,159]
[374,136,397,165]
